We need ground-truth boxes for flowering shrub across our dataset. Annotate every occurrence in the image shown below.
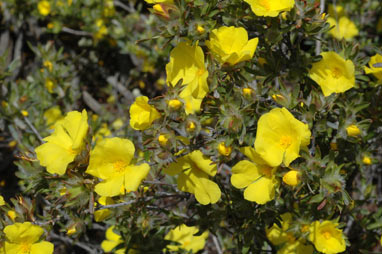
[1,0,382,253]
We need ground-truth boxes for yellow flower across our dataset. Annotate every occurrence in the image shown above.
[129,96,161,130]
[38,0,51,16]
[196,25,205,34]
[167,99,182,110]
[255,107,311,167]
[36,110,88,175]
[94,196,114,222]
[244,0,295,17]
[112,118,124,130]
[283,170,301,186]
[94,19,108,40]
[66,225,77,236]
[45,79,55,93]
[43,106,63,129]
[327,16,358,40]
[218,142,232,157]
[21,110,29,117]
[4,222,54,254]
[166,42,209,115]
[206,26,259,66]
[309,52,355,97]
[101,226,126,254]
[364,53,382,84]
[86,137,150,197]
[164,150,221,205]
[308,220,346,254]
[186,121,196,132]
[242,88,253,96]
[0,195,5,206]
[164,224,208,253]
[43,60,53,72]
[231,147,277,204]
[7,210,17,221]
[346,124,360,137]
[103,0,115,17]
[362,156,372,165]
[144,0,173,3]
[267,213,313,254]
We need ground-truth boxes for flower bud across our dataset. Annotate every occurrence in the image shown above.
[158,134,169,146]
[21,110,29,117]
[282,170,301,186]
[186,121,196,132]
[362,156,372,165]
[196,25,205,34]
[242,88,253,96]
[168,99,182,110]
[346,124,360,137]
[218,142,232,157]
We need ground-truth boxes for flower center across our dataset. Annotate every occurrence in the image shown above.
[197,68,205,76]
[261,166,273,178]
[183,240,191,247]
[20,242,32,253]
[286,233,296,243]
[322,231,332,240]
[67,147,77,155]
[331,67,342,79]
[258,0,271,10]
[113,160,127,173]
[280,135,292,149]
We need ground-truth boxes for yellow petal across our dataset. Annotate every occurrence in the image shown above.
[30,241,54,254]
[4,222,44,243]
[95,176,124,197]
[243,176,276,204]
[187,150,217,177]
[123,163,150,192]
[231,160,261,189]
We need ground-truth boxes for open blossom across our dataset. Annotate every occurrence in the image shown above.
[129,96,161,130]
[231,147,277,204]
[4,222,54,254]
[267,213,313,254]
[206,26,258,66]
[38,0,51,16]
[244,0,295,17]
[364,53,382,84]
[327,16,358,41]
[35,110,88,175]
[309,52,355,96]
[309,220,346,254]
[43,106,63,129]
[165,224,208,253]
[86,137,150,197]
[166,42,209,114]
[346,124,360,137]
[164,150,221,205]
[255,107,311,167]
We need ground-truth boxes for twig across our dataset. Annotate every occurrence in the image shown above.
[23,116,44,143]
[143,180,176,187]
[96,200,137,210]
[315,0,326,56]
[114,0,133,12]
[62,27,92,37]
[50,232,101,253]
[212,235,223,254]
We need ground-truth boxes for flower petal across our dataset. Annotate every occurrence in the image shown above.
[243,176,276,204]
[95,176,124,197]
[30,241,54,254]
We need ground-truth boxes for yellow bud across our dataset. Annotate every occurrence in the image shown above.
[139,80,145,89]
[272,94,286,103]
[242,88,253,96]
[45,79,55,93]
[301,224,310,233]
[258,57,267,66]
[330,142,338,151]
[8,140,17,148]
[43,60,53,72]
[143,186,149,193]
[59,187,67,196]
[168,99,182,110]
[321,13,326,20]
[282,170,301,186]
[7,210,17,221]
[346,124,361,137]
[107,95,115,103]
[186,121,196,132]
[281,12,287,20]
[362,156,372,165]
[67,225,77,236]
[21,110,29,117]
[112,118,124,130]
[158,134,169,146]
[218,142,232,157]
[47,22,54,29]
[153,4,165,14]
[196,25,205,34]
[1,100,8,107]
[38,0,51,16]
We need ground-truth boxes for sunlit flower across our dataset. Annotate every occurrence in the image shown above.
[231,147,277,204]
[364,53,382,84]
[282,170,301,186]
[43,106,63,129]
[255,107,311,167]
[165,224,208,253]
[196,25,205,34]
[66,225,77,236]
[129,96,161,130]
[144,0,173,3]
[309,52,355,96]
[94,19,108,40]
[308,220,346,254]
[4,222,54,254]
[206,26,258,66]
[158,134,169,146]
[101,226,126,254]
[362,155,372,165]
[7,210,17,221]
[164,150,221,205]
[86,137,150,197]
[244,0,295,17]
[327,16,358,40]
[242,88,253,96]
[267,213,313,254]
[38,0,51,16]
[346,124,360,137]
[166,42,209,114]
[36,110,89,175]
